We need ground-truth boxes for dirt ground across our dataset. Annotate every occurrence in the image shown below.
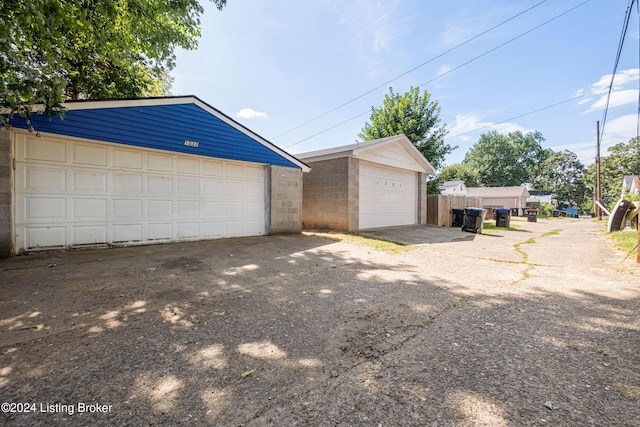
[0,217,638,426]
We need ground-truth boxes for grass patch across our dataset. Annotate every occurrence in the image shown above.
[303,230,414,254]
[541,229,562,238]
[609,230,638,258]
[482,221,522,234]
[510,216,528,222]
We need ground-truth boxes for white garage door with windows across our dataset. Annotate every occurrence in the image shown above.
[14,133,266,252]
[359,161,417,229]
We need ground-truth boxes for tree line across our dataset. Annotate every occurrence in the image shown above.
[359,87,639,213]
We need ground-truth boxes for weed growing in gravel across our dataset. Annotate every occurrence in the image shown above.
[541,229,562,238]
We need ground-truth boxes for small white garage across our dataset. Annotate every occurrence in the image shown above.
[0,97,309,256]
[298,135,435,231]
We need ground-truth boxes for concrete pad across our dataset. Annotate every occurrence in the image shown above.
[358,224,475,245]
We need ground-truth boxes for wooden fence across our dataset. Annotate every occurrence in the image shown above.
[426,195,483,227]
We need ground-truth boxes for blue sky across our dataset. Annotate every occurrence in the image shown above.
[171,0,640,168]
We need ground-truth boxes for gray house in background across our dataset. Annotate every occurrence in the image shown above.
[297,135,435,231]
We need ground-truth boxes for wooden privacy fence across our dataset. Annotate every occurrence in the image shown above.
[426,195,483,227]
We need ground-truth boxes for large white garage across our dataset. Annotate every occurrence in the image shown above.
[299,134,435,231]
[0,97,309,256]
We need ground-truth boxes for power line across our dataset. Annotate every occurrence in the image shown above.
[415,0,591,88]
[446,87,608,141]
[599,0,635,141]
[271,0,549,140]
[284,0,592,150]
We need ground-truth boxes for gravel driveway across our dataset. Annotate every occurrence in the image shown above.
[0,218,638,426]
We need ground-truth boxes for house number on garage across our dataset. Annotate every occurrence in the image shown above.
[184,140,200,147]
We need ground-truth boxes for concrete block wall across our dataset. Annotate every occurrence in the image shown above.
[0,129,12,257]
[302,157,354,230]
[268,165,303,234]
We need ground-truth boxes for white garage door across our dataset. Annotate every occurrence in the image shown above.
[14,133,266,252]
[359,161,417,229]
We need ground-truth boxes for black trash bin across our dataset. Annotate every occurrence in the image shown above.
[462,208,486,234]
[527,208,538,222]
[451,208,465,227]
[495,208,511,228]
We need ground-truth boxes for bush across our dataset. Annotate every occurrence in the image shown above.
[538,203,554,218]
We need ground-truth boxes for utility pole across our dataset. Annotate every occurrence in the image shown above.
[595,121,602,220]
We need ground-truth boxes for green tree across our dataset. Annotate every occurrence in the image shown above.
[534,150,587,210]
[462,130,548,187]
[359,86,453,170]
[1,0,227,120]
[586,136,640,208]
[433,163,480,191]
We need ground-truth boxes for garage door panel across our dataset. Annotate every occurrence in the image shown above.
[245,181,264,198]
[73,144,107,166]
[148,175,173,195]
[113,224,142,243]
[177,177,199,195]
[113,149,142,170]
[245,201,264,217]
[73,170,107,192]
[177,200,199,217]
[203,201,223,217]
[177,223,199,239]
[225,201,243,216]
[113,174,143,193]
[224,181,244,198]
[177,158,199,174]
[203,180,223,197]
[73,198,107,219]
[147,153,173,172]
[224,221,244,237]
[203,222,222,237]
[15,136,266,252]
[113,199,143,218]
[25,197,66,220]
[225,164,244,179]
[25,138,66,163]
[25,227,66,249]
[147,223,172,240]
[245,166,264,180]
[203,160,223,177]
[23,167,67,191]
[148,200,173,218]
[72,225,107,245]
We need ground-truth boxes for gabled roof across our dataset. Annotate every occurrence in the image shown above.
[467,186,530,198]
[8,96,309,171]
[297,134,436,174]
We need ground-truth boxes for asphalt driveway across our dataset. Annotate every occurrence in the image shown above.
[1,218,639,426]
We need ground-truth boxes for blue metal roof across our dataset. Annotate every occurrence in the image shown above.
[9,97,306,170]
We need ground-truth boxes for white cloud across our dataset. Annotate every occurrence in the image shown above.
[586,89,639,112]
[234,108,268,120]
[447,113,531,141]
[578,68,640,111]
[590,68,639,91]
